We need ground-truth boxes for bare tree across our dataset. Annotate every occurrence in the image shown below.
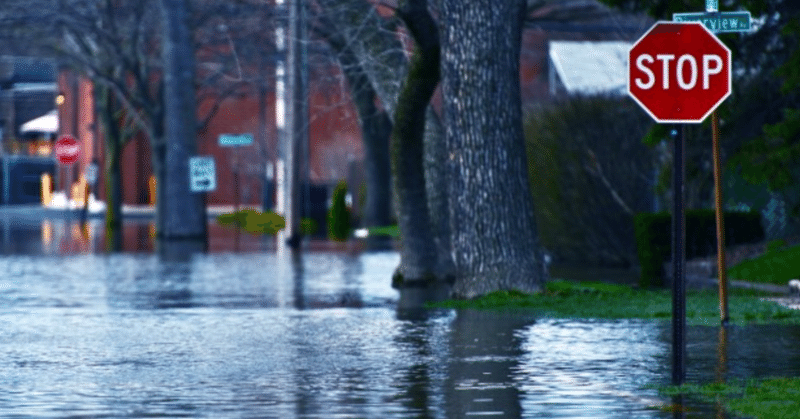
[0,0,272,247]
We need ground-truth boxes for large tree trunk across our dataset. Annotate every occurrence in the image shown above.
[390,0,447,285]
[158,0,206,243]
[441,0,548,298]
[423,108,456,280]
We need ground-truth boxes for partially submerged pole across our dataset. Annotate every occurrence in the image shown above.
[711,111,729,325]
[672,125,686,386]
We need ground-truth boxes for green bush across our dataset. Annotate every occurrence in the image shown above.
[634,210,765,288]
[300,217,318,236]
[524,96,655,266]
[633,212,672,288]
[328,181,351,241]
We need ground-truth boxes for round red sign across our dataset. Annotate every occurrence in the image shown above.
[628,22,731,123]
[55,135,81,165]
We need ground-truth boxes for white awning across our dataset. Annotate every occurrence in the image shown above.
[20,109,58,134]
[549,41,631,96]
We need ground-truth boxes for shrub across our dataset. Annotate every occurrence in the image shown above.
[634,209,764,287]
[300,217,318,236]
[328,181,351,241]
[524,95,655,266]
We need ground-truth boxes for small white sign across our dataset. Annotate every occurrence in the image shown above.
[85,163,99,185]
[189,156,216,192]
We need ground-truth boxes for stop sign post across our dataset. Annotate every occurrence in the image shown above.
[628,22,732,386]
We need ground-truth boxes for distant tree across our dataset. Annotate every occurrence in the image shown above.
[0,0,273,247]
[313,0,456,284]
[0,0,164,247]
[310,10,395,230]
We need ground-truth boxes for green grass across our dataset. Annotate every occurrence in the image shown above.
[661,377,800,419]
[429,280,800,325]
[728,242,800,286]
[216,209,285,235]
[366,225,399,238]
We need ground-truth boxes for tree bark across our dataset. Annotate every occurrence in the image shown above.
[390,0,443,285]
[422,108,456,280]
[158,0,206,242]
[441,0,548,298]
[96,84,124,252]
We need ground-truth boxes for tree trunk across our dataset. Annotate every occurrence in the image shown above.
[96,84,124,252]
[423,108,456,280]
[158,0,206,242]
[316,0,455,284]
[390,0,441,285]
[441,0,548,298]
[319,21,393,229]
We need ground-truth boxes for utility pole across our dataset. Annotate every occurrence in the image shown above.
[158,0,207,245]
[277,0,308,249]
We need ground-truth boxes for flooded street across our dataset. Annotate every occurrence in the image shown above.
[0,215,798,417]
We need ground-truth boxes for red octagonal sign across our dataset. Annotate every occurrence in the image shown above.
[55,135,81,166]
[628,22,731,123]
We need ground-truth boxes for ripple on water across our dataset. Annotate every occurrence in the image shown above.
[2,252,800,418]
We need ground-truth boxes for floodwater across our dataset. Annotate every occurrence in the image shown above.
[0,215,798,418]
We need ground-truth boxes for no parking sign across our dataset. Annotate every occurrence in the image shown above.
[189,156,216,193]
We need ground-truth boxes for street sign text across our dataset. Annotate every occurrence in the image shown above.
[634,53,724,90]
[218,133,253,147]
[673,11,751,33]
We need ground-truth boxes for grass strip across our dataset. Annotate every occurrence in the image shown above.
[428,280,800,325]
[660,377,800,419]
[728,242,800,287]
[366,225,400,238]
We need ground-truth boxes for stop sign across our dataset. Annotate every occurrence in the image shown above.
[628,22,731,123]
[55,135,81,165]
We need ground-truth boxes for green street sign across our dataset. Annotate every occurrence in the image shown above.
[673,11,751,33]
[218,133,253,147]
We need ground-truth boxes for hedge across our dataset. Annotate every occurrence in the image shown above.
[634,209,764,288]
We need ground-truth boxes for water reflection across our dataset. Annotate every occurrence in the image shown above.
[445,310,531,417]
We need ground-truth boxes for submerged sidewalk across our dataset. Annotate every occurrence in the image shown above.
[0,204,258,220]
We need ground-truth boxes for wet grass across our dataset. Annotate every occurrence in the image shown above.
[661,377,800,419]
[366,225,400,238]
[429,280,800,325]
[728,242,800,286]
[216,209,285,235]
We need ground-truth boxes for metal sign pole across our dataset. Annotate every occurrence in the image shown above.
[672,124,687,386]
